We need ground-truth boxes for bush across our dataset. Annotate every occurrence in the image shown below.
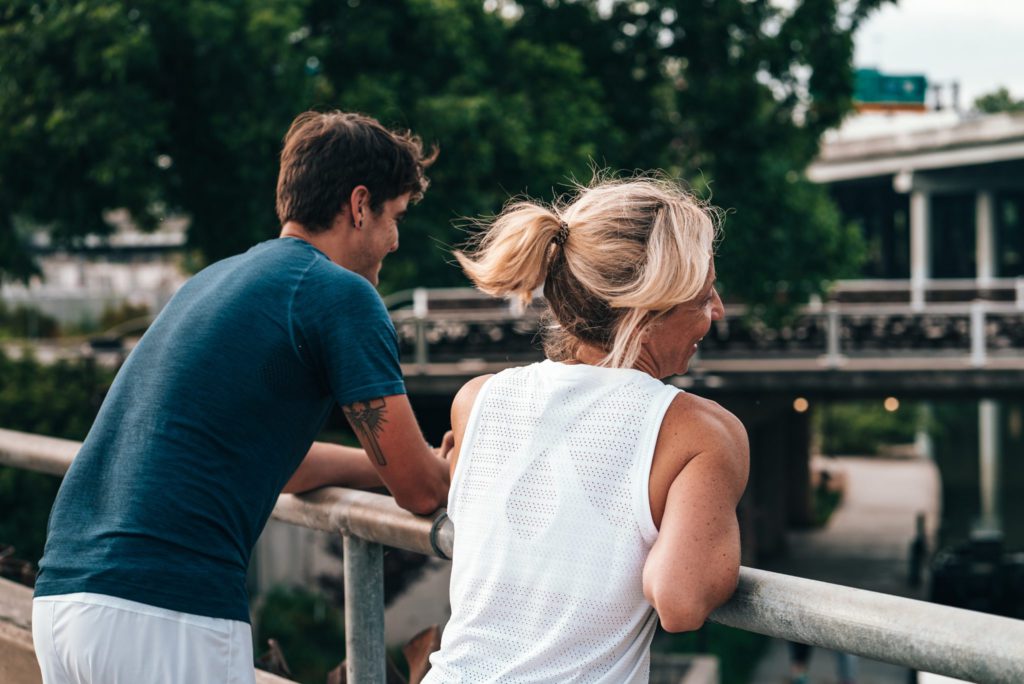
[0,302,60,339]
[99,301,150,333]
[0,349,111,562]
[815,400,921,456]
[253,585,344,684]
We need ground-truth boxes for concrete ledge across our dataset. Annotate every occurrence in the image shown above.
[0,578,40,684]
[0,577,293,684]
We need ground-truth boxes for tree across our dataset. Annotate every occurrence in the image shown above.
[974,87,1024,114]
[2,0,889,313]
[302,0,615,291]
[513,0,888,315]
[0,0,323,280]
[0,0,612,292]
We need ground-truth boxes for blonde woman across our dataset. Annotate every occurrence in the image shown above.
[423,177,750,683]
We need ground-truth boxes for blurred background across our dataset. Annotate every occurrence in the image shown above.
[1,1,1022,682]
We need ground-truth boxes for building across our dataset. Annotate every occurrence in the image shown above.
[0,210,189,330]
[809,110,1024,308]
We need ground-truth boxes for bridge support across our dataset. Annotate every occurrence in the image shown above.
[733,397,813,560]
[978,399,1001,532]
[976,191,996,285]
[910,189,930,311]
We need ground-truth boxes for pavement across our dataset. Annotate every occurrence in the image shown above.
[749,456,942,684]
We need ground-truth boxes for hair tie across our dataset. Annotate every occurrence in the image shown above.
[553,220,570,246]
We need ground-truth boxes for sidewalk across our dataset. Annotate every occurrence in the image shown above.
[750,456,942,684]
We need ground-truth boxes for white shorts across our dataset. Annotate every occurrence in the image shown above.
[32,593,256,684]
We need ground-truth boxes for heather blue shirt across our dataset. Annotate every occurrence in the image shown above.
[35,238,405,622]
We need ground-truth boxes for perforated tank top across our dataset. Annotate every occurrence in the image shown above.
[423,360,681,683]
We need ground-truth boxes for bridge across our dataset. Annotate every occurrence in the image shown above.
[384,281,1024,397]
[8,279,1020,562]
[1,428,1022,683]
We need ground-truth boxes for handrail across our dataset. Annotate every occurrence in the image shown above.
[392,300,1024,372]
[2,428,1023,683]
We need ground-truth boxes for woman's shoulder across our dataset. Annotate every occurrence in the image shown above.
[669,392,745,432]
[657,393,749,473]
[452,373,496,422]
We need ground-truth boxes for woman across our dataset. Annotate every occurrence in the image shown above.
[424,176,749,683]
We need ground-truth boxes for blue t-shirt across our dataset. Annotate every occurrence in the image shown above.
[35,238,405,622]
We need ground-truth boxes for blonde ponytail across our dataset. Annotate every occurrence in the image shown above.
[455,201,564,305]
[457,175,720,369]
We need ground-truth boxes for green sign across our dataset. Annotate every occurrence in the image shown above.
[855,68,928,105]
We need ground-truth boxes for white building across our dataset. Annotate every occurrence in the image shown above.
[1,210,189,328]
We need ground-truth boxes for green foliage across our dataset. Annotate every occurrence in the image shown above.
[814,399,921,456]
[514,0,883,314]
[0,349,112,561]
[973,87,1024,114]
[0,349,108,441]
[653,622,769,684]
[253,585,344,684]
[0,302,61,338]
[306,0,614,292]
[1,0,889,312]
[812,477,842,527]
[99,300,150,332]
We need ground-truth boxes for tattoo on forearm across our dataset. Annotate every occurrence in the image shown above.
[343,399,389,466]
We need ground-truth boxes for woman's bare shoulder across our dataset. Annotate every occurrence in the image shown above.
[451,374,495,426]
[656,393,749,480]
[665,393,746,443]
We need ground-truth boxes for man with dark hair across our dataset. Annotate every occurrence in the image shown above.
[32,111,450,683]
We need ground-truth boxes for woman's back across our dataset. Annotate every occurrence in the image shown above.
[424,360,679,683]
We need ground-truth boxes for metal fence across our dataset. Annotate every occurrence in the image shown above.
[385,287,1024,372]
[2,428,1023,683]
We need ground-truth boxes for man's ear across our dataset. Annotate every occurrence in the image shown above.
[348,185,371,229]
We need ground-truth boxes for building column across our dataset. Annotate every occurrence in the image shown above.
[978,399,1001,532]
[976,190,996,285]
[910,190,930,310]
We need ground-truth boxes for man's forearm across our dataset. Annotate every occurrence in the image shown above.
[282,441,384,494]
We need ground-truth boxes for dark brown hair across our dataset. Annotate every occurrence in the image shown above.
[276,111,438,233]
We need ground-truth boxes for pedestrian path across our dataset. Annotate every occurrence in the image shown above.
[750,456,941,684]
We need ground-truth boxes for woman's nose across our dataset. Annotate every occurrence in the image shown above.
[711,291,725,320]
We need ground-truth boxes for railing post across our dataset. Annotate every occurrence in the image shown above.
[823,304,843,368]
[413,287,429,370]
[970,300,986,368]
[343,535,386,683]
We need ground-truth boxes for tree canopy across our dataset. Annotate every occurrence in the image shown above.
[0,0,891,312]
[973,86,1024,114]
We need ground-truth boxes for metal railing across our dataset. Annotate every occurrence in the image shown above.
[2,427,1023,683]
[389,296,1024,372]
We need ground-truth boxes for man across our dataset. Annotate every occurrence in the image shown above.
[32,111,451,683]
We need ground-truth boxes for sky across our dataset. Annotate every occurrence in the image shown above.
[853,0,1024,109]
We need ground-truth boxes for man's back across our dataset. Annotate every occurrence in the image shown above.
[35,238,404,622]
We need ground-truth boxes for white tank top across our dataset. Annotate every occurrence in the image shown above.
[424,360,681,683]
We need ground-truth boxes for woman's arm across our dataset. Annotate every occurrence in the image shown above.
[642,396,750,632]
[447,374,494,480]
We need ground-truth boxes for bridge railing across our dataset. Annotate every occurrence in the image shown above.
[388,294,1024,370]
[2,427,1023,683]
